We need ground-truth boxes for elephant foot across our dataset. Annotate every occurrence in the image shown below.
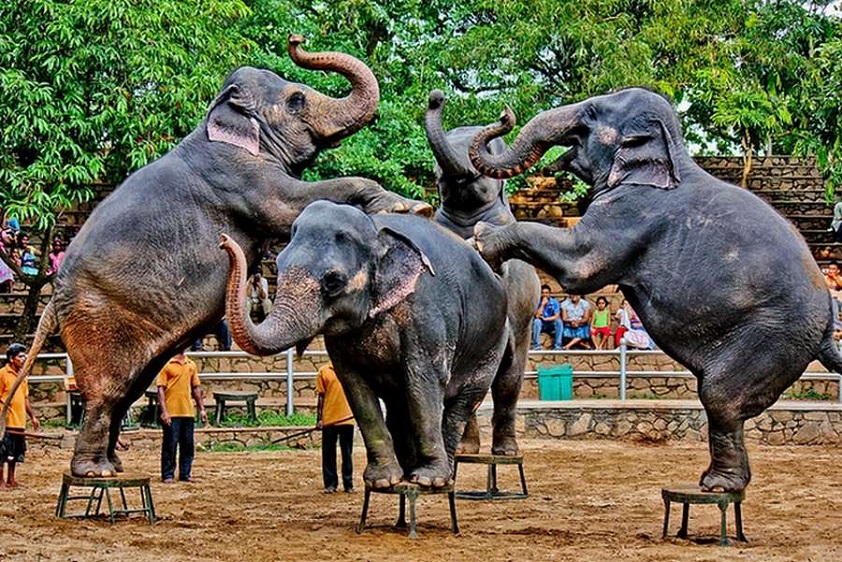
[699,466,750,493]
[108,451,125,473]
[408,462,451,488]
[363,461,403,490]
[71,454,117,478]
[455,441,480,455]
[456,414,481,455]
[491,434,520,456]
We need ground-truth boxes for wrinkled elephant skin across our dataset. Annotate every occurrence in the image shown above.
[469,87,842,492]
[222,201,509,489]
[0,36,430,478]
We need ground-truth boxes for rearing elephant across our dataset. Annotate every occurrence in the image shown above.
[468,87,842,492]
[221,201,510,489]
[425,90,539,455]
[1,35,430,478]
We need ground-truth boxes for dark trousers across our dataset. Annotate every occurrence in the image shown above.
[161,417,195,481]
[322,424,354,491]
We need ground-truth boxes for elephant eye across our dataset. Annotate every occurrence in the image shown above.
[321,270,347,297]
[287,91,306,115]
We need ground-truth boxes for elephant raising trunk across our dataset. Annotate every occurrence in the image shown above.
[287,34,380,143]
[220,234,319,357]
[425,90,474,178]
[469,104,584,180]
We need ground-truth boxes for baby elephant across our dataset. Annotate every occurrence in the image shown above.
[221,201,509,489]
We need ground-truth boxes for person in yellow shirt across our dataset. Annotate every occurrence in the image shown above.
[157,350,207,483]
[316,363,355,493]
[0,343,40,489]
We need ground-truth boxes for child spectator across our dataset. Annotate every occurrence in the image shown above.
[157,350,207,483]
[0,343,40,489]
[47,237,66,276]
[590,296,612,349]
[15,232,38,276]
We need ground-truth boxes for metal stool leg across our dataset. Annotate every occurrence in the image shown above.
[662,498,671,538]
[448,490,460,535]
[214,400,224,426]
[407,488,419,539]
[396,492,407,528]
[677,502,690,539]
[490,463,499,495]
[55,482,69,517]
[356,489,371,533]
[734,501,747,542]
[718,501,730,546]
[518,461,528,496]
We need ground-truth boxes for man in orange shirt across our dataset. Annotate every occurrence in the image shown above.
[157,350,207,483]
[316,363,355,493]
[0,343,40,489]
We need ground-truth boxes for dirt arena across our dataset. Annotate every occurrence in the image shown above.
[1,438,840,561]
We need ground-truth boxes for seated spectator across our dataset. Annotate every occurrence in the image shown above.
[531,284,562,351]
[47,237,66,276]
[248,272,272,322]
[590,296,612,349]
[561,294,592,350]
[191,319,232,352]
[618,300,653,350]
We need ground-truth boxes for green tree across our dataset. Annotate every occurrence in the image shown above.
[0,0,252,340]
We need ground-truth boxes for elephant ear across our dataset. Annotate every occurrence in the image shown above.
[608,117,681,190]
[369,226,435,318]
[206,84,261,155]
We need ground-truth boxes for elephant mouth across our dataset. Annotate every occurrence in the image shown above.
[541,145,577,175]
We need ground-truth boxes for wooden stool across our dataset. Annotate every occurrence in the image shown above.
[453,454,528,500]
[661,484,747,546]
[55,471,155,524]
[213,391,259,425]
[356,482,459,539]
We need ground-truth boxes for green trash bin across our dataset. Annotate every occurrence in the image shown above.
[537,364,574,400]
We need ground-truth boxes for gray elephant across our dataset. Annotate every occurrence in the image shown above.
[220,200,509,489]
[425,90,539,456]
[0,35,430,478]
[468,87,842,492]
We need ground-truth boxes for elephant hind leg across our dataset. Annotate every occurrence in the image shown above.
[490,335,525,456]
[456,414,481,455]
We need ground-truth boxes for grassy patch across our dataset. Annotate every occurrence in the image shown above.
[210,411,317,428]
[782,388,832,401]
[202,441,296,453]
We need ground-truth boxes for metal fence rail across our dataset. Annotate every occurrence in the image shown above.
[26,341,842,415]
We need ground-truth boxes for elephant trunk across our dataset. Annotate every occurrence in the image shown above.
[220,234,319,356]
[288,34,380,142]
[425,90,473,178]
[469,103,583,179]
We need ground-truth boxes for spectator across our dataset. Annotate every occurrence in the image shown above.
[615,299,630,348]
[620,301,654,350]
[823,262,842,330]
[1,212,19,232]
[0,343,40,489]
[590,296,612,349]
[0,229,15,293]
[15,232,38,276]
[531,284,563,351]
[157,349,207,483]
[248,272,272,322]
[47,237,66,276]
[316,362,355,494]
[561,294,592,350]
[830,199,842,243]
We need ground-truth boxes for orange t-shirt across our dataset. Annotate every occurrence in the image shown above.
[316,364,354,427]
[0,363,28,429]
[156,357,200,418]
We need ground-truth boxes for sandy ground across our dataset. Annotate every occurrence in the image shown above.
[1,439,841,561]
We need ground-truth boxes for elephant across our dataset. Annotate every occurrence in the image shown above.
[424,90,540,456]
[0,35,431,478]
[220,200,510,489]
[467,86,842,492]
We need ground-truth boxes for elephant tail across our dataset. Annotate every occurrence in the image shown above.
[817,330,842,376]
[0,299,59,435]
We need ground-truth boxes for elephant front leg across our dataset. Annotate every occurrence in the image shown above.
[404,365,451,488]
[333,367,402,489]
[490,339,526,456]
[456,414,481,455]
[72,402,118,477]
[700,423,751,493]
